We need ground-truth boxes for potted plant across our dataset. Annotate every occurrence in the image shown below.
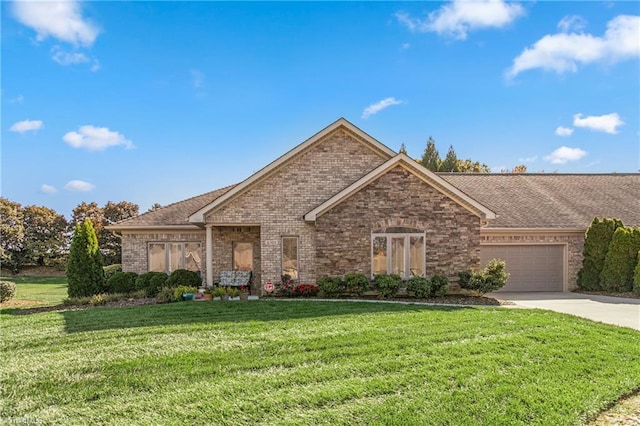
[227,288,240,300]
[239,285,249,300]
[213,286,227,300]
[203,287,214,301]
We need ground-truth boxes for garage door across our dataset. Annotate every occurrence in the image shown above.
[480,245,564,292]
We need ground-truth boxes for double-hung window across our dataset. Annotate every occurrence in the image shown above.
[372,228,425,279]
[148,242,201,274]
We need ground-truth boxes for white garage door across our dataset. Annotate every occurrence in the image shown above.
[480,245,565,292]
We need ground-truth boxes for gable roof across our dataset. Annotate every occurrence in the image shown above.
[440,173,640,229]
[304,154,497,222]
[107,185,235,230]
[188,118,396,225]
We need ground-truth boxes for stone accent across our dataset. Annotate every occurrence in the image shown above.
[205,128,390,288]
[481,233,585,290]
[121,231,206,275]
[212,226,261,293]
[315,166,482,284]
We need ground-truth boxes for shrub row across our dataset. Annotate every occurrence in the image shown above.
[317,273,451,299]
[104,269,201,297]
[317,273,371,298]
[578,217,640,293]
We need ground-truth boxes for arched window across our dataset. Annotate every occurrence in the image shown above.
[371,227,425,279]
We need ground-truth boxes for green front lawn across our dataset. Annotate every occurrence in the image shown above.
[0,276,67,307]
[2,301,639,425]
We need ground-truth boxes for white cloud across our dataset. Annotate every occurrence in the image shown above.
[555,126,574,137]
[573,113,624,134]
[518,156,538,163]
[9,119,44,133]
[64,180,95,192]
[401,42,411,50]
[40,184,57,194]
[362,97,404,119]
[396,0,525,40]
[51,46,89,65]
[12,0,99,47]
[507,14,640,78]
[558,15,587,33]
[9,94,24,104]
[63,125,134,151]
[544,146,587,164]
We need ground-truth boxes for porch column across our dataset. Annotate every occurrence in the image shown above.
[205,225,213,286]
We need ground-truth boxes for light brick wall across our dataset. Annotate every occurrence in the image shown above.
[315,166,482,285]
[121,231,206,274]
[205,128,390,287]
[481,233,585,290]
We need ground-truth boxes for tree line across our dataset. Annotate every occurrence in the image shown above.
[0,198,139,272]
[402,137,527,173]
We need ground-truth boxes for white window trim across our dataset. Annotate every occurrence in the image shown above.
[371,232,425,279]
[148,242,201,274]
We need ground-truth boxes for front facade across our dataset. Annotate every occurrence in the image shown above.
[110,119,640,293]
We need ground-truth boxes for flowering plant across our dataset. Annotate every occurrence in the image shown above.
[293,284,319,298]
[276,275,295,297]
[239,285,249,294]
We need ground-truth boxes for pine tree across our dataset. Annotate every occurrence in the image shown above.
[66,219,105,297]
[399,143,407,155]
[577,217,623,290]
[440,145,459,172]
[420,137,440,171]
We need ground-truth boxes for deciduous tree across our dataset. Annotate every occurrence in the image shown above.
[0,198,24,272]
[22,205,68,266]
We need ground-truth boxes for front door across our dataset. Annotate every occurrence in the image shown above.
[232,242,253,271]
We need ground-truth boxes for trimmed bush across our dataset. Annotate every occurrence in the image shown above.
[106,271,138,294]
[318,276,343,298]
[0,280,17,302]
[406,276,431,298]
[462,259,509,294]
[103,264,122,281]
[633,250,640,294]
[600,227,640,292]
[135,271,168,296]
[344,273,370,296]
[166,269,201,288]
[373,274,401,299]
[66,219,105,298]
[430,275,449,297]
[578,217,623,290]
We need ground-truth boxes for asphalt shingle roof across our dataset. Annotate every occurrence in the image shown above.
[439,173,640,229]
[112,174,640,230]
[112,185,235,228]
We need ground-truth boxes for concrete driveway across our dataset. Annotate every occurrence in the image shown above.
[487,292,640,331]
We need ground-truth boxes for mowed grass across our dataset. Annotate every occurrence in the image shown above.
[0,276,67,307]
[2,301,639,425]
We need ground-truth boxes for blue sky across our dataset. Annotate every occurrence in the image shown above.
[2,1,639,218]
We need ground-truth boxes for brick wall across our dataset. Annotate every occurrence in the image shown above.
[121,231,206,274]
[315,166,482,284]
[481,233,585,290]
[205,128,390,286]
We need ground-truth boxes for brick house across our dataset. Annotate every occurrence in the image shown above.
[108,118,640,293]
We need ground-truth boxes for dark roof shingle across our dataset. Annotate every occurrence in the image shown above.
[439,173,640,229]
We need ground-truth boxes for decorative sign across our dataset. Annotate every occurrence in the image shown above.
[264,282,275,293]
